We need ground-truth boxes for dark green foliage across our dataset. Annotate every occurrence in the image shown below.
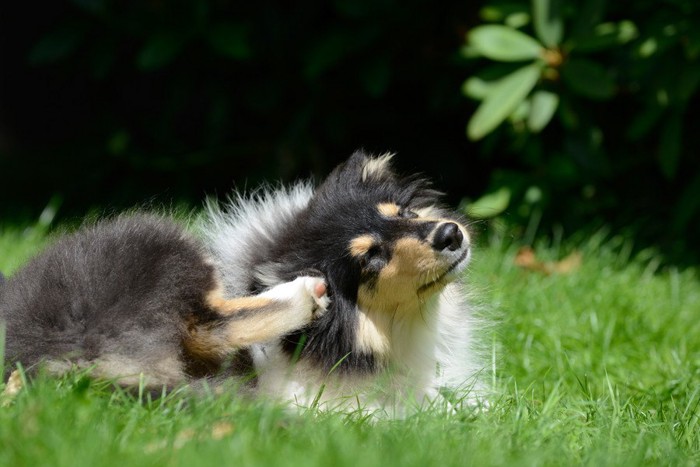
[462,0,700,264]
[0,1,475,219]
[0,0,698,264]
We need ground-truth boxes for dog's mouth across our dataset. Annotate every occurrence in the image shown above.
[417,248,470,293]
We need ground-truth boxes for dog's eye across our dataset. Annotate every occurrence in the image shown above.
[360,245,385,270]
[366,245,382,258]
[398,208,419,219]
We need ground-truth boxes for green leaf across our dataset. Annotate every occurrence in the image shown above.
[572,21,638,53]
[480,4,528,22]
[468,25,543,62]
[467,63,542,140]
[505,12,531,29]
[137,32,185,71]
[461,76,497,100]
[532,0,563,47]
[466,187,511,218]
[527,90,559,132]
[207,23,251,60]
[561,58,615,100]
[459,44,480,59]
[509,98,531,124]
[461,64,531,99]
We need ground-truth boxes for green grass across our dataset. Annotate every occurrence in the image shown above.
[1,223,699,466]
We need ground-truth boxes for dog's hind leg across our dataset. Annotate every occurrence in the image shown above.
[185,276,329,362]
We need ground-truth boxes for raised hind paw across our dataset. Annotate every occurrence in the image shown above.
[304,276,330,316]
[260,275,330,325]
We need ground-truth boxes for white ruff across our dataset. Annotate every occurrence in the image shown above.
[201,182,314,296]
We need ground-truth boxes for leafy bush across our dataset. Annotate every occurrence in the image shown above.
[461,0,700,263]
[1,1,698,264]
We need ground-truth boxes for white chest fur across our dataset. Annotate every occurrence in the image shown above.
[249,284,483,415]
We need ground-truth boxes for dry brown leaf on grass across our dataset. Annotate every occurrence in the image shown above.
[211,421,235,440]
[515,247,582,275]
[1,370,24,407]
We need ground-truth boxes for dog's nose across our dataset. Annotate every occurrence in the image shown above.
[432,222,463,252]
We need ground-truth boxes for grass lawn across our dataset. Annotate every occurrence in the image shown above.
[1,222,699,466]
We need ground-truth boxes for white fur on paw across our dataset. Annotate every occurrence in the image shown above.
[260,276,330,321]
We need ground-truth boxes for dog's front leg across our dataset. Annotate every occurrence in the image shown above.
[186,276,329,359]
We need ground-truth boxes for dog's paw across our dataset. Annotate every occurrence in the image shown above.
[304,276,330,315]
[260,276,330,322]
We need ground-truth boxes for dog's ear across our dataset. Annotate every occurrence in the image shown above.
[358,152,395,183]
[312,150,396,202]
[338,150,397,183]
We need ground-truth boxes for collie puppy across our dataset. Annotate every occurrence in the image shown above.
[0,151,486,414]
[203,151,487,414]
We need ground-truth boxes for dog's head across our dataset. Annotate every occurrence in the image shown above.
[305,151,470,302]
[260,151,471,371]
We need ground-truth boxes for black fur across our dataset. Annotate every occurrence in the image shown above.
[254,151,455,374]
[0,214,217,380]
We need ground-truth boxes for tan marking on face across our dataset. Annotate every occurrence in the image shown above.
[381,237,439,282]
[358,237,445,313]
[357,219,470,314]
[377,202,400,217]
[206,287,274,315]
[349,234,376,257]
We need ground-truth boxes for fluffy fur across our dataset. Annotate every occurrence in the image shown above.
[0,214,329,388]
[203,151,488,414]
[0,151,488,415]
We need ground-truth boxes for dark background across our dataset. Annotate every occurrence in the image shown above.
[1,0,699,264]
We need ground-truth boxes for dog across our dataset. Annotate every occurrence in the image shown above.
[1,151,486,414]
[202,151,486,413]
